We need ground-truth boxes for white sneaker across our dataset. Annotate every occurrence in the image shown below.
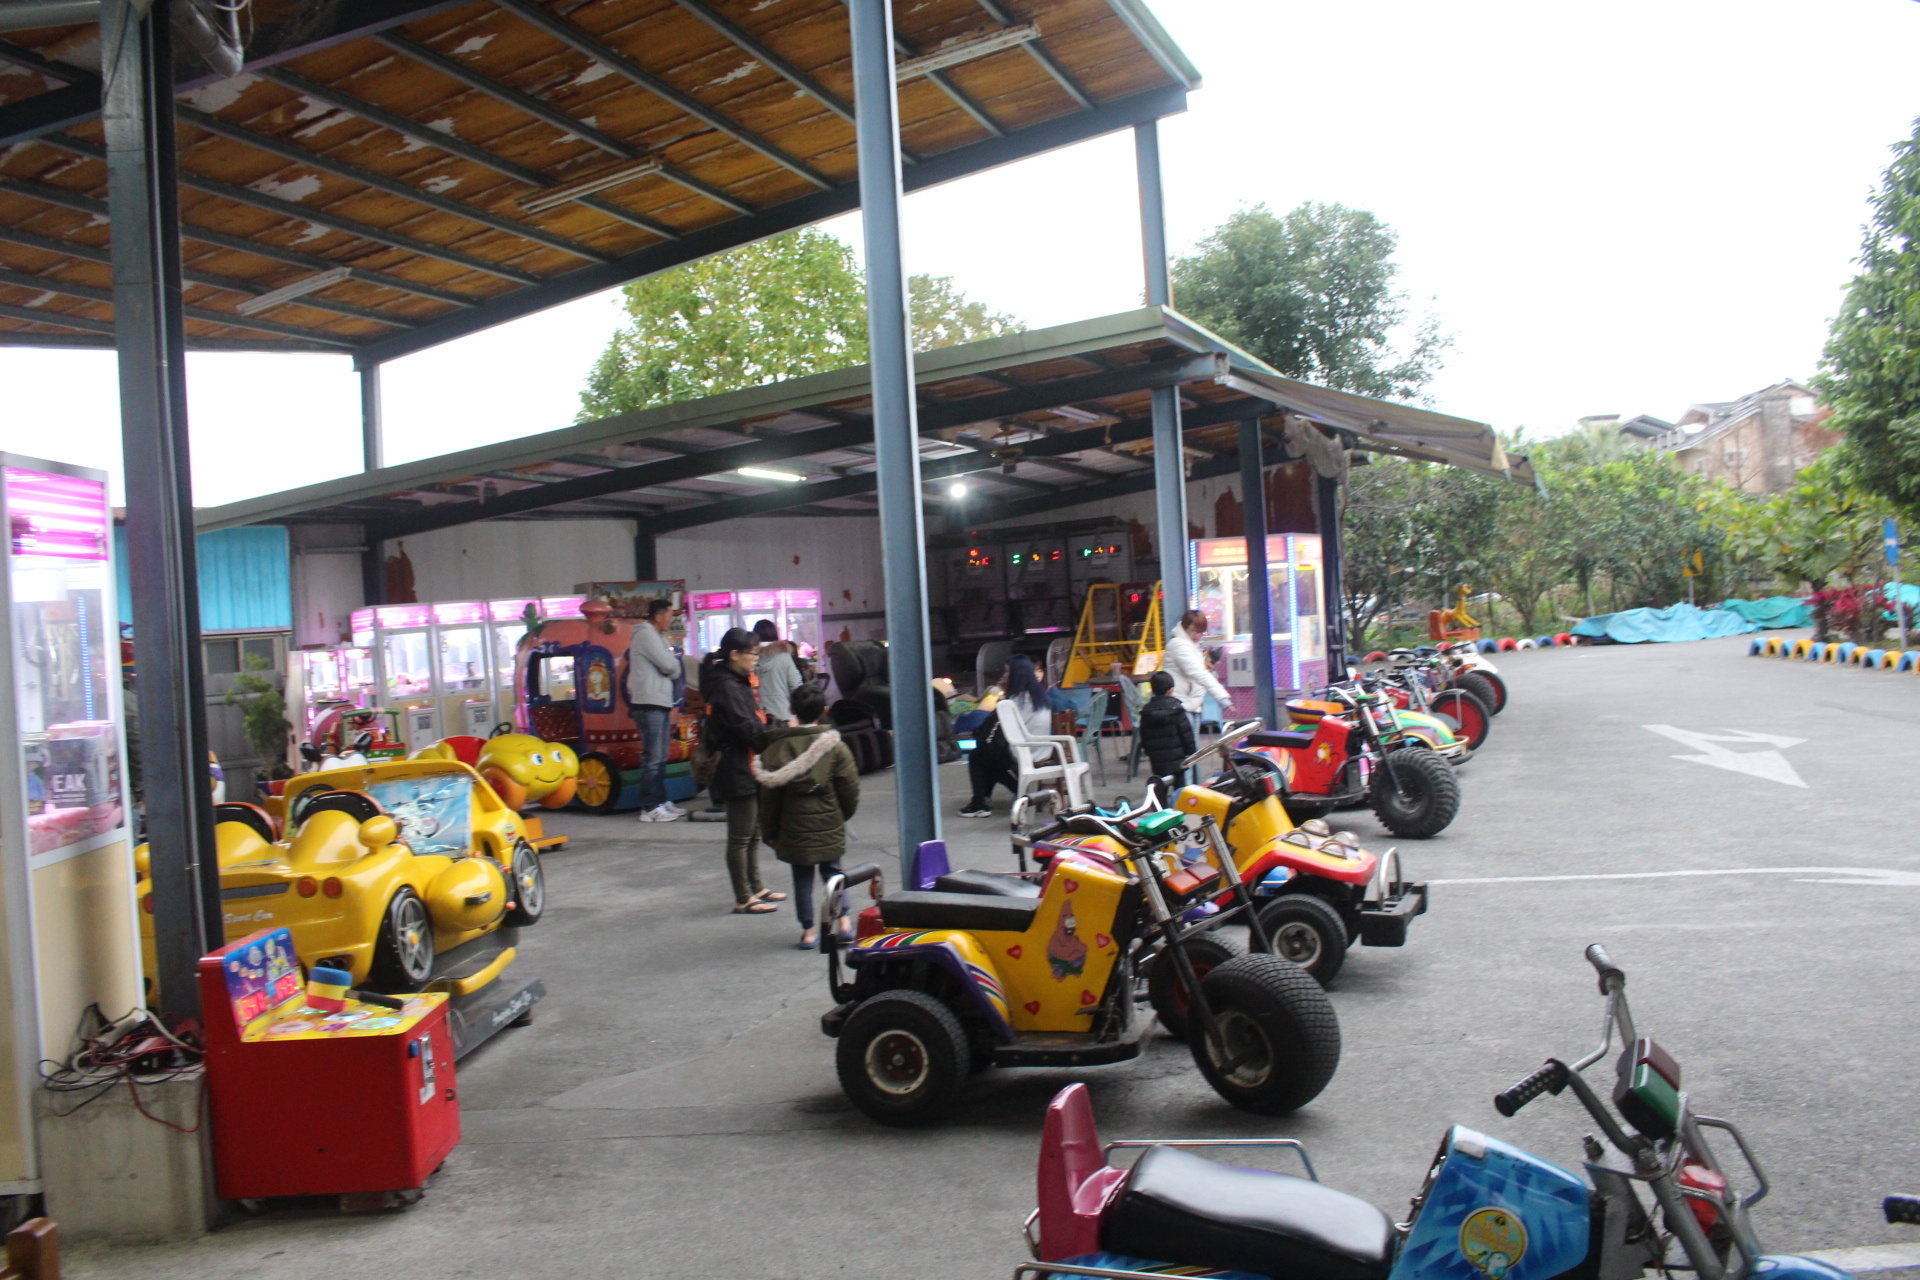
[636,807,664,823]
[649,804,686,822]
[662,801,688,816]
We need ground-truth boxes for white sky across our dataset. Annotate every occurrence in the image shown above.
[3,0,1917,505]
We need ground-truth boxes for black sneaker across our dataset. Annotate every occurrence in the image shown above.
[957,804,992,818]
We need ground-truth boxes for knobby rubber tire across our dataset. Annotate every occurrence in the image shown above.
[836,990,971,1127]
[1370,746,1460,838]
[1429,688,1492,753]
[368,887,436,993]
[1146,931,1245,1042]
[1189,954,1341,1115]
[1456,670,1505,715]
[1254,893,1349,986]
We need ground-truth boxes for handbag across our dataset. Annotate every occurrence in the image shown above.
[691,712,719,787]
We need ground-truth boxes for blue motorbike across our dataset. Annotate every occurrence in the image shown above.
[1017,944,1851,1280]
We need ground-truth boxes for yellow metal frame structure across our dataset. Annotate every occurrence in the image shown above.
[1062,582,1165,687]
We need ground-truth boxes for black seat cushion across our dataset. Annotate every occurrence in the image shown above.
[1101,1146,1394,1280]
[1247,730,1317,750]
[934,869,1043,899]
[876,890,1039,933]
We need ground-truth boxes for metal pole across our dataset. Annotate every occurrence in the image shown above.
[1317,472,1348,679]
[1135,121,1187,624]
[105,0,220,1020]
[850,0,939,865]
[634,527,657,580]
[359,363,383,471]
[1238,416,1277,727]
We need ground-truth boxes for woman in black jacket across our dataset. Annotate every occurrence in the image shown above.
[701,627,782,913]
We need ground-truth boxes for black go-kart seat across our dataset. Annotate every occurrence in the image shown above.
[934,869,1043,899]
[291,788,384,827]
[877,890,1040,933]
[1246,729,1317,750]
[1101,1145,1394,1280]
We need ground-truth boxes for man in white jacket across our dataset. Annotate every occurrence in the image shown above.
[627,598,685,822]
[1162,609,1232,739]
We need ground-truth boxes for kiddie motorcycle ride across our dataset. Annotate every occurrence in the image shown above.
[1169,721,1427,986]
[1434,639,1507,714]
[1233,680,1464,836]
[1378,649,1492,756]
[1016,944,1852,1280]
[816,792,1340,1126]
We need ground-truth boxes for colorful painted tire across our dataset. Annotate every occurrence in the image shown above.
[1497,638,1519,652]
[1763,637,1783,657]
[1532,636,1553,647]
[1878,651,1900,670]
[1791,639,1813,659]
[1478,639,1501,654]
[1553,633,1574,647]
[1364,651,1389,663]
[1820,644,1841,662]
[1901,652,1919,672]
[1863,649,1887,668]
[1514,639,1536,650]
[1749,638,1766,656]
[1838,642,1860,663]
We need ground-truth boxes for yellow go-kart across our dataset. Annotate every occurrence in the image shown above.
[137,758,546,1004]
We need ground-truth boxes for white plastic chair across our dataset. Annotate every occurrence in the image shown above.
[997,700,1091,809]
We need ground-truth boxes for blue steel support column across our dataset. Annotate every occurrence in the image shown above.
[105,0,220,1020]
[850,0,940,865]
[1238,415,1278,728]
[1136,121,1187,623]
[360,363,383,471]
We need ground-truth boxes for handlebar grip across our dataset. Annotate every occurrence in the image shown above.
[1885,1195,1920,1225]
[839,861,883,890]
[1585,943,1625,993]
[1494,1060,1569,1118]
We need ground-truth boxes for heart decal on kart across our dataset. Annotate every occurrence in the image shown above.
[1080,989,1097,1006]
[1094,934,1112,949]
[1024,1001,1042,1015]
[1063,878,1080,894]
[1006,945,1023,959]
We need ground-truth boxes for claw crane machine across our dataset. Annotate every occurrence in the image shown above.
[684,589,823,659]
[1188,534,1327,713]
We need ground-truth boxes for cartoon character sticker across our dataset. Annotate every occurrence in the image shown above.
[1046,902,1086,979]
[1460,1207,1527,1280]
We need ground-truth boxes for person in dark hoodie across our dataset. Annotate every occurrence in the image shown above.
[753,684,860,949]
[700,627,781,914]
[1138,669,1197,791]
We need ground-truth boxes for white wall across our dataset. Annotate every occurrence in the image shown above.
[657,515,889,642]
[289,523,368,647]
[390,519,637,603]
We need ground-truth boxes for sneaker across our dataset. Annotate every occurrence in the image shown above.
[636,808,662,823]
[662,801,688,816]
[958,804,992,818]
[649,804,686,822]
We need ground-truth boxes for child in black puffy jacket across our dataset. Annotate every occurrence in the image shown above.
[1138,670,1197,790]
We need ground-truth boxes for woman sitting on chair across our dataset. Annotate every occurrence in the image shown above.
[958,654,1051,818]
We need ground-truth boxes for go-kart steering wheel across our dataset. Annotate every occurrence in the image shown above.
[490,721,515,738]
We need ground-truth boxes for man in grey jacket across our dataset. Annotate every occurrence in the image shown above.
[627,598,684,822]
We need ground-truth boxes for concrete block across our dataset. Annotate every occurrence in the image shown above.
[37,1073,215,1241]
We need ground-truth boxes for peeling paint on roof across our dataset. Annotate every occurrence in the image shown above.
[250,173,324,202]
[572,61,616,86]
[290,222,331,244]
[707,62,756,87]
[419,174,462,194]
[452,34,496,55]
[179,74,257,113]
[292,109,354,140]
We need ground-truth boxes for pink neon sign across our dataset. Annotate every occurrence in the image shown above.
[433,600,486,625]
[6,467,108,561]
[689,591,734,611]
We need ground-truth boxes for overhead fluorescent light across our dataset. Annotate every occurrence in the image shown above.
[896,24,1040,81]
[1050,404,1112,424]
[235,266,352,315]
[737,467,804,483]
[948,482,968,499]
[516,158,663,214]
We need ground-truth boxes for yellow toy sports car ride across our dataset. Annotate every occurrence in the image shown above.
[137,758,547,994]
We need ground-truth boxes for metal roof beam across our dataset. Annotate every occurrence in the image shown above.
[0,298,112,334]
[669,0,857,127]
[964,0,1094,108]
[0,173,477,309]
[0,263,357,345]
[373,31,747,218]
[491,0,833,190]
[347,82,1185,364]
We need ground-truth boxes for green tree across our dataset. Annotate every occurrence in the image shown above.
[1171,202,1446,401]
[1339,459,1498,650]
[580,230,1025,419]
[1818,117,1920,525]
[1709,452,1889,594]
[226,654,293,779]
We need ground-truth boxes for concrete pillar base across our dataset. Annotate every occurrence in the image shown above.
[38,1073,216,1241]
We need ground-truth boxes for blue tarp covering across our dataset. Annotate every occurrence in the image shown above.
[1571,602,1762,644]
[1717,596,1814,629]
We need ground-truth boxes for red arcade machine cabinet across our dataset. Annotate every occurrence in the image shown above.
[201,929,460,1203]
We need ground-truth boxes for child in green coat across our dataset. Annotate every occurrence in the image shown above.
[752,684,861,949]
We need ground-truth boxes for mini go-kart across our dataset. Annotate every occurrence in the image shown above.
[1017,945,1849,1280]
[818,793,1340,1126]
[1168,722,1429,986]
[137,757,547,1056]
[1235,682,1465,837]
[1376,649,1493,755]
[1433,638,1508,714]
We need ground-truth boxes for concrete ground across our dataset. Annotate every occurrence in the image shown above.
[71,634,1920,1278]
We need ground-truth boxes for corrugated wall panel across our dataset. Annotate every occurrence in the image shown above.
[114,526,292,633]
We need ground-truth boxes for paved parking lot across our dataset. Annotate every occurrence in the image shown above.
[72,634,1920,1279]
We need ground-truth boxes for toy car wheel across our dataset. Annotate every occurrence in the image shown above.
[1369,747,1459,838]
[502,839,546,927]
[835,990,970,1126]
[1190,954,1340,1116]
[1254,894,1348,986]
[1427,689,1491,755]
[1146,931,1244,1042]
[1453,671,1504,715]
[369,888,436,993]
[574,752,624,814]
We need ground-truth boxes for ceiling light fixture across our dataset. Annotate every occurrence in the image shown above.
[516,158,663,214]
[235,265,352,315]
[948,482,968,499]
[895,24,1041,81]
[737,467,805,483]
